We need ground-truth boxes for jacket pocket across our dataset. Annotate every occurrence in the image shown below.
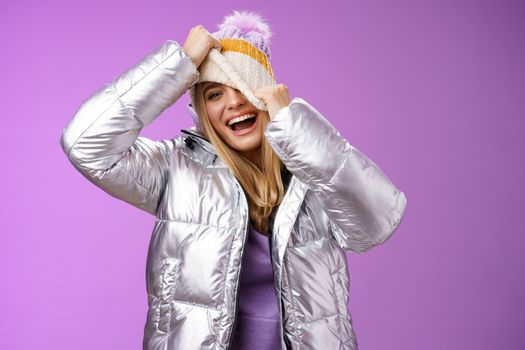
[153,258,180,334]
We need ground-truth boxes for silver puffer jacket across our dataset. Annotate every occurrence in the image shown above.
[60,40,407,350]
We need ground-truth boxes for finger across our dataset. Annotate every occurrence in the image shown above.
[210,36,222,50]
[253,91,265,100]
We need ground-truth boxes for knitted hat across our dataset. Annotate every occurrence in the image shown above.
[187,10,276,124]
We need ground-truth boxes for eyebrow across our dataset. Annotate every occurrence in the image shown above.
[204,83,221,94]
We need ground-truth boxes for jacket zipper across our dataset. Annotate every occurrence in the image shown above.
[226,175,250,350]
[269,168,292,350]
[268,228,287,350]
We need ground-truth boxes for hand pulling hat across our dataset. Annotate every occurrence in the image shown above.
[187,10,277,124]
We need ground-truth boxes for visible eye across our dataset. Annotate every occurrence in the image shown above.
[207,91,221,100]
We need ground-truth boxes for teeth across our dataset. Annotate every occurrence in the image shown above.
[227,113,256,126]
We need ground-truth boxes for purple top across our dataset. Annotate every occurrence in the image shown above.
[231,223,281,349]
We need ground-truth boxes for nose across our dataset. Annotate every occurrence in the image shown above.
[226,87,247,110]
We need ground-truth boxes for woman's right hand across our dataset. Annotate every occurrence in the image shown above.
[182,25,222,68]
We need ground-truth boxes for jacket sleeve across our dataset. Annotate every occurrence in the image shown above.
[264,97,407,253]
[59,40,200,215]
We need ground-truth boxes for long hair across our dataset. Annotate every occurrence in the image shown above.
[193,82,286,235]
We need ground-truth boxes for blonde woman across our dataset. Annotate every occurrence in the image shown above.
[60,10,407,350]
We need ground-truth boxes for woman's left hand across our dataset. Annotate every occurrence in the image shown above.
[254,84,291,121]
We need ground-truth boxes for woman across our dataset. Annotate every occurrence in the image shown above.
[60,10,407,350]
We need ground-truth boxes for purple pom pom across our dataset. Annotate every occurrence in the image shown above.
[218,10,272,42]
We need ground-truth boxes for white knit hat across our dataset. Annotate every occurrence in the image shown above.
[187,10,276,124]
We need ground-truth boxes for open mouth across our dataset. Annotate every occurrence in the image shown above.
[227,113,258,135]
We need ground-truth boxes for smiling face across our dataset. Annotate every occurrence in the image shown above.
[201,82,264,163]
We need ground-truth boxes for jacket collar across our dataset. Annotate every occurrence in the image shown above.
[180,126,218,156]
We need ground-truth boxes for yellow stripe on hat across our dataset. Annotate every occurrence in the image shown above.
[219,38,275,81]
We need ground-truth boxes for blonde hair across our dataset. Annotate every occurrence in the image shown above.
[193,82,286,235]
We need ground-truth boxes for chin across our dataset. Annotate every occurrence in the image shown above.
[227,134,262,152]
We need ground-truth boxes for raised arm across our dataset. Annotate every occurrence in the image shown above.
[60,40,200,215]
[264,97,407,253]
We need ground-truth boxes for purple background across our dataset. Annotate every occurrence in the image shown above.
[2,0,524,348]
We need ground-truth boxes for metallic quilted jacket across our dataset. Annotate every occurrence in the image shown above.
[60,40,407,350]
